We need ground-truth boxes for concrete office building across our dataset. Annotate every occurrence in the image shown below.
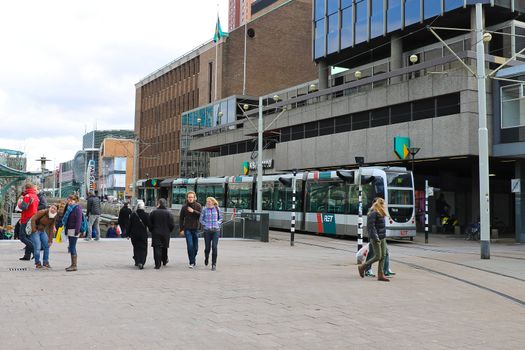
[190,1,525,241]
[98,138,134,199]
[134,0,316,204]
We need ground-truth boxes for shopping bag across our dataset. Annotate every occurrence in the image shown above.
[356,243,369,264]
[55,227,63,243]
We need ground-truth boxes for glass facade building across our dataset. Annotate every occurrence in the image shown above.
[313,0,466,59]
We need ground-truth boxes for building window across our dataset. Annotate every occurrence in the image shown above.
[341,3,353,49]
[390,103,411,123]
[437,94,460,117]
[327,12,339,54]
[445,0,463,12]
[387,0,402,33]
[355,0,368,44]
[305,121,319,138]
[371,108,389,127]
[404,0,421,27]
[315,18,326,59]
[423,0,441,19]
[413,98,435,120]
[352,112,370,130]
[315,0,325,20]
[370,0,385,39]
[501,84,525,128]
[291,125,305,140]
[319,118,334,136]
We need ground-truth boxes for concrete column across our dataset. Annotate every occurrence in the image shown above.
[318,60,329,90]
[471,163,480,224]
[390,34,403,84]
[515,160,525,243]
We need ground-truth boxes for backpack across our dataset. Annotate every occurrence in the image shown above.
[37,193,47,210]
[61,205,89,234]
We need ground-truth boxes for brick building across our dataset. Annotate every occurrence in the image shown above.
[134,0,316,187]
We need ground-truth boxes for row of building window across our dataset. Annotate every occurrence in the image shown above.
[314,0,464,58]
[141,57,200,96]
[211,93,460,157]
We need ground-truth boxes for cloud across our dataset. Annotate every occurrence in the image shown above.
[0,0,229,170]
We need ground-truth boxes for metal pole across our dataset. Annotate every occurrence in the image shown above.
[291,170,297,246]
[214,38,219,101]
[425,180,429,244]
[242,7,248,95]
[475,3,490,259]
[58,163,62,198]
[357,169,363,251]
[256,96,263,212]
[132,138,138,206]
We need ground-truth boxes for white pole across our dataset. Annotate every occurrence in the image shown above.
[58,163,62,198]
[357,169,363,251]
[256,96,263,212]
[475,3,490,259]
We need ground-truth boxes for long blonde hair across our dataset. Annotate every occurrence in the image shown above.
[369,198,387,217]
[206,196,219,207]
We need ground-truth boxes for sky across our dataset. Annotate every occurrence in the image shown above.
[0,0,228,171]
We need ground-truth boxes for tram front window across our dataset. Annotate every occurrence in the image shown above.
[388,189,413,205]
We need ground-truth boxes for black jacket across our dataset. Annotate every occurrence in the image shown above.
[87,195,102,216]
[127,209,150,241]
[179,202,202,230]
[367,211,386,241]
[149,205,175,248]
[118,206,132,233]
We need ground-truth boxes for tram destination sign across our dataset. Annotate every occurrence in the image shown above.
[249,159,274,170]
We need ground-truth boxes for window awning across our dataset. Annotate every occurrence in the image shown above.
[160,178,175,187]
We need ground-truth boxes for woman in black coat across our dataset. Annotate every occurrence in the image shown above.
[149,198,175,269]
[127,201,150,269]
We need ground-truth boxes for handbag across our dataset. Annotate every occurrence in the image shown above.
[55,227,63,243]
[25,219,33,236]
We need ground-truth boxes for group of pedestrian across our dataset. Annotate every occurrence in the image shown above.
[126,192,222,271]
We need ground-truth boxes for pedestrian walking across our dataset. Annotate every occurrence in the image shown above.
[30,205,58,269]
[118,202,132,237]
[358,198,390,282]
[179,191,202,268]
[18,183,39,261]
[149,198,174,269]
[86,190,102,241]
[62,195,83,272]
[127,201,150,269]
[364,243,395,277]
[199,197,222,271]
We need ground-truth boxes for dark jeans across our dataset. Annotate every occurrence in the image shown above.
[131,237,148,265]
[153,247,168,268]
[19,223,34,257]
[204,231,219,266]
[184,229,199,265]
[68,236,78,256]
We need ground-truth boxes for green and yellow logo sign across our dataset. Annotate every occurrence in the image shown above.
[394,136,410,160]
[242,161,249,175]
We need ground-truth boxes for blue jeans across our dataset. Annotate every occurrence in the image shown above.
[19,222,34,257]
[31,231,50,265]
[204,231,219,265]
[68,236,78,256]
[184,229,199,265]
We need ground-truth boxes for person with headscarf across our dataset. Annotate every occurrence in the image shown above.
[127,201,150,269]
[149,198,174,269]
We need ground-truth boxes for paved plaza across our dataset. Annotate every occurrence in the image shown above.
[0,233,524,350]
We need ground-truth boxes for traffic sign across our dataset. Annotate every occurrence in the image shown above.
[511,179,521,193]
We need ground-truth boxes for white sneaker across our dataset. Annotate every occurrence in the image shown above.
[188,264,194,269]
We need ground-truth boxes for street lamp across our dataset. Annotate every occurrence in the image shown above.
[408,147,420,173]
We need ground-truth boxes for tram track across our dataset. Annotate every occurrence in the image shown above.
[273,235,525,308]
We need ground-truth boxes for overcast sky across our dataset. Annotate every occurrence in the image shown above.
[0,0,228,171]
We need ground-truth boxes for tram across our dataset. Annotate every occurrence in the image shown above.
[168,167,415,238]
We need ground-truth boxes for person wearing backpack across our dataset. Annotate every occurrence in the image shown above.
[62,194,84,272]
[37,188,47,211]
[199,197,222,271]
[86,190,102,241]
[127,200,150,269]
[19,183,39,261]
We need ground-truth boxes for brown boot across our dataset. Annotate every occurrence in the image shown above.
[65,255,77,272]
[377,270,390,282]
[357,264,365,278]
